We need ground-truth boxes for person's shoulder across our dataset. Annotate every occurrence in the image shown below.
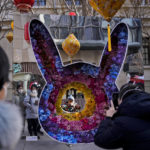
[113,115,144,128]
[140,91,150,97]
[0,101,22,148]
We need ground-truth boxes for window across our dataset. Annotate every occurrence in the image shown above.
[135,0,150,5]
[66,0,81,5]
[143,38,150,65]
[34,0,46,6]
[142,0,150,5]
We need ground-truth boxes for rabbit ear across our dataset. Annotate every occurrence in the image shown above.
[99,23,128,100]
[29,19,62,82]
[29,19,101,81]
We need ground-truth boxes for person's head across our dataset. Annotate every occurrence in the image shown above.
[30,84,38,97]
[67,95,74,106]
[17,85,23,94]
[118,83,144,105]
[75,104,81,110]
[0,47,10,100]
[31,84,37,91]
[68,99,73,106]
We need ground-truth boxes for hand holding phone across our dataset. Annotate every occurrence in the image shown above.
[112,92,119,110]
[106,101,116,117]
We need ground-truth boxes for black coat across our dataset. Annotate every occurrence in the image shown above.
[94,91,150,150]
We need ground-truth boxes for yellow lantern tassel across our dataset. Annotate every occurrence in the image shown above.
[70,57,73,64]
[11,21,14,30]
[107,24,111,52]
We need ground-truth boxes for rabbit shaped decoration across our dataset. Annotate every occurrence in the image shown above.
[29,19,128,144]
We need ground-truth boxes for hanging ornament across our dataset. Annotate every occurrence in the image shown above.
[29,81,39,89]
[69,12,76,16]
[62,34,80,63]
[89,0,125,51]
[14,0,35,13]
[6,32,13,43]
[107,24,111,52]
[11,21,14,30]
[24,22,30,44]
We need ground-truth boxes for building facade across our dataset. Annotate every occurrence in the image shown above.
[0,0,150,100]
[24,0,150,92]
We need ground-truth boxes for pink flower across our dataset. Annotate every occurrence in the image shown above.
[51,117,57,123]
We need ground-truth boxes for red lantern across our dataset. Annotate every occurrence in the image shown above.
[24,22,30,44]
[69,12,76,16]
[14,0,35,12]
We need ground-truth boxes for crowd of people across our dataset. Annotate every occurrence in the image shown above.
[13,83,43,138]
[0,45,150,150]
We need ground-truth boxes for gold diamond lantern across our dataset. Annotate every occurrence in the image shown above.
[6,32,13,43]
[62,34,80,63]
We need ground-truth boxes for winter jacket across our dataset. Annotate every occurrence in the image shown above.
[13,92,26,115]
[94,91,150,150]
[0,102,22,150]
[24,95,39,119]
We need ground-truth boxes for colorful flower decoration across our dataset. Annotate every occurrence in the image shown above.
[29,19,128,143]
[55,82,96,121]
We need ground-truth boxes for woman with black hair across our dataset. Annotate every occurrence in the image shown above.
[13,84,26,133]
[94,83,150,150]
[0,47,22,150]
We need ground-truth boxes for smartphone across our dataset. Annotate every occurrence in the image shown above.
[112,92,119,109]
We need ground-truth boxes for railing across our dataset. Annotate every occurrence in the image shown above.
[33,0,46,6]
[142,38,150,66]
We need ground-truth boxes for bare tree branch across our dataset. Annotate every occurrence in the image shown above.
[0,0,14,40]
[120,0,150,38]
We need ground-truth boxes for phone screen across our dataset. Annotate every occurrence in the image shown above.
[112,92,119,109]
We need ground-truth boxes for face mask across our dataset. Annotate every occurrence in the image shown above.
[31,90,38,97]
[19,89,23,93]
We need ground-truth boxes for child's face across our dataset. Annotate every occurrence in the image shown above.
[68,99,73,105]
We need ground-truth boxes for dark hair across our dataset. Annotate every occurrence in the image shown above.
[0,47,10,90]
[31,84,38,90]
[17,84,23,90]
[119,83,144,100]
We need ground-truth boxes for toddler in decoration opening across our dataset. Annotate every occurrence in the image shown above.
[62,95,80,112]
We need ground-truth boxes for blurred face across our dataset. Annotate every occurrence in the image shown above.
[32,87,37,91]
[18,87,23,93]
[68,99,73,105]
[0,82,9,100]
[31,86,38,97]
[75,104,80,109]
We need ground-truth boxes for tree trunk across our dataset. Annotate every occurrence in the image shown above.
[80,0,87,16]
